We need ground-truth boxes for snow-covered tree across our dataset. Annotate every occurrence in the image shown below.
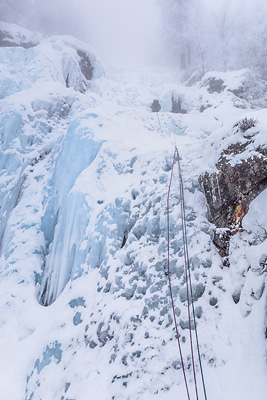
[160,0,267,77]
[161,0,195,70]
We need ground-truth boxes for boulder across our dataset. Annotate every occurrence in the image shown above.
[151,99,161,112]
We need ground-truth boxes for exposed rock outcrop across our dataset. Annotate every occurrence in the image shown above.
[0,30,38,48]
[199,123,267,261]
[0,22,42,48]
[203,77,226,94]
[199,69,267,108]
[77,49,94,81]
[171,95,187,113]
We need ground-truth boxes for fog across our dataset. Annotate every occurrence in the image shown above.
[0,0,162,66]
[1,0,267,71]
[161,0,267,76]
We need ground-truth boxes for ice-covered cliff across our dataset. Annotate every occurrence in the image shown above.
[0,23,266,400]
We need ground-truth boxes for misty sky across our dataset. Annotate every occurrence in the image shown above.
[2,0,267,67]
[1,0,161,66]
[83,0,161,65]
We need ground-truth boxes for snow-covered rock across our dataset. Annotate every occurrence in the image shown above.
[199,69,267,108]
[0,21,43,48]
[199,113,267,258]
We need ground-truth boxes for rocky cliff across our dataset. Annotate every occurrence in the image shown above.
[199,118,267,259]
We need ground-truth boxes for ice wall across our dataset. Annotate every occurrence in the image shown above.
[0,23,104,294]
[39,114,103,305]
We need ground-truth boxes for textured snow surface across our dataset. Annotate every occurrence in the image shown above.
[0,25,266,400]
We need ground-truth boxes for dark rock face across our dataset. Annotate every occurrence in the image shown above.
[151,99,161,112]
[199,141,267,259]
[77,50,94,81]
[0,30,38,49]
[200,104,211,113]
[204,77,226,94]
[171,95,187,114]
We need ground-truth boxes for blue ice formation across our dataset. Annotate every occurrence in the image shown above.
[0,23,105,304]
[39,115,103,306]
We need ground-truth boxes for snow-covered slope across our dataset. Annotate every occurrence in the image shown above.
[0,23,266,400]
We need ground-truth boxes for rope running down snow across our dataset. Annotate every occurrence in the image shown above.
[158,110,208,399]
[167,146,209,400]
[167,149,191,399]
[179,150,208,400]
[167,146,198,399]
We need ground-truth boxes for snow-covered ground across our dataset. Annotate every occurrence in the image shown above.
[0,23,266,400]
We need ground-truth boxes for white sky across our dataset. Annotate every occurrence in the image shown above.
[21,0,162,66]
[80,0,161,65]
[1,0,161,66]
[4,0,267,67]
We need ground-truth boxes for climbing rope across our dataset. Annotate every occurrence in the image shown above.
[157,108,208,399]
[177,146,199,399]
[179,155,208,400]
[167,146,208,400]
[167,149,191,400]
[167,147,198,399]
